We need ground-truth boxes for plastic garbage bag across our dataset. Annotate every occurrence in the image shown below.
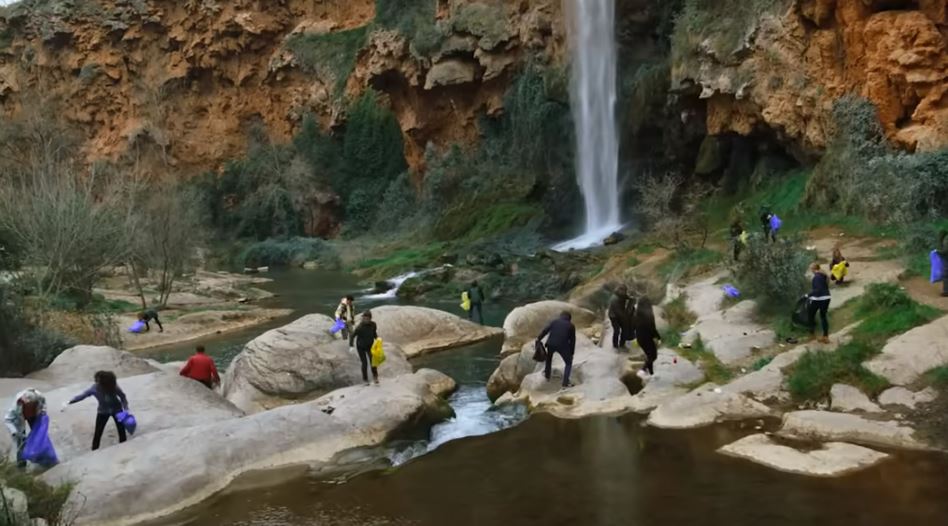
[533,339,547,362]
[931,250,944,284]
[770,214,782,232]
[329,318,346,335]
[22,414,58,467]
[791,295,809,327]
[116,410,137,435]
[832,260,849,282]
[722,284,741,298]
[460,291,471,312]
[128,320,146,333]
[370,338,386,367]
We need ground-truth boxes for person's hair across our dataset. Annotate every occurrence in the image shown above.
[559,311,572,321]
[362,310,372,320]
[832,247,843,259]
[95,370,118,394]
[812,263,822,272]
[345,295,354,302]
[137,312,145,320]
[196,345,206,353]
[616,284,628,296]
[634,297,655,326]
[471,280,478,287]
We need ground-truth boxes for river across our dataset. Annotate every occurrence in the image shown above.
[148,270,948,526]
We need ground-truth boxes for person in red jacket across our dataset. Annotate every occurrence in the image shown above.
[179,346,220,389]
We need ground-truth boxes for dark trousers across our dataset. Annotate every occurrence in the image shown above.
[14,416,36,468]
[544,347,574,387]
[468,302,483,324]
[357,347,378,382]
[732,240,743,261]
[144,315,163,332]
[609,317,632,348]
[92,413,127,451]
[808,299,831,337]
[638,338,657,375]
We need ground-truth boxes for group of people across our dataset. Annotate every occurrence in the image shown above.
[335,295,384,385]
[728,206,782,262]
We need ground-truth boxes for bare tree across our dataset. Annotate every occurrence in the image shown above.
[639,172,712,251]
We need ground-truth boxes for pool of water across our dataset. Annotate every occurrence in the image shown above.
[177,414,948,526]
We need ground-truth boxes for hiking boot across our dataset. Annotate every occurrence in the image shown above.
[818,336,830,344]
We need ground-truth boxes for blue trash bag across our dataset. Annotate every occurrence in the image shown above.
[723,284,741,299]
[116,411,137,435]
[931,250,944,284]
[128,320,146,333]
[22,414,58,467]
[329,318,345,335]
[770,214,783,232]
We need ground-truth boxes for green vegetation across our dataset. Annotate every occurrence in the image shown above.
[735,236,811,314]
[0,460,73,525]
[286,26,369,93]
[375,0,443,58]
[751,356,773,371]
[450,2,510,50]
[0,284,75,376]
[356,242,448,277]
[678,336,733,384]
[659,247,722,280]
[927,366,948,390]
[238,237,341,269]
[672,0,790,61]
[787,283,942,402]
[661,294,696,349]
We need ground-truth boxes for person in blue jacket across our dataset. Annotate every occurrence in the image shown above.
[63,371,129,451]
[807,263,832,344]
[537,311,577,388]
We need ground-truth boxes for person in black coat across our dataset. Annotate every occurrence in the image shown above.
[633,297,661,379]
[807,263,831,344]
[607,286,633,349]
[537,312,577,388]
[349,311,379,385]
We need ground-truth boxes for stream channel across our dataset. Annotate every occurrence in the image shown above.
[145,270,948,526]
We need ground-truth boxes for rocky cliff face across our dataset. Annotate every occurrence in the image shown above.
[0,0,563,173]
[672,0,947,157]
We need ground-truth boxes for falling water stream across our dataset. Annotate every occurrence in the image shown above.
[554,0,622,251]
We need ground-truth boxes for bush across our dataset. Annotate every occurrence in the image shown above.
[450,2,510,50]
[286,25,369,93]
[735,235,810,313]
[238,238,341,269]
[0,285,75,377]
[375,0,443,59]
[672,0,789,62]
[0,459,74,525]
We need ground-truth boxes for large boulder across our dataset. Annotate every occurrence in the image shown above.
[494,335,639,418]
[0,377,53,399]
[27,346,158,387]
[223,314,412,414]
[370,306,502,357]
[501,301,596,355]
[0,486,29,524]
[778,410,928,450]
[877,386,938,409]
[683,300,776,364]
[43,370,455,526]
[864,315,948,385]
[24,372,244,463]
[486,350,538,402]
[718,434,890,477]
[647,383,778,429]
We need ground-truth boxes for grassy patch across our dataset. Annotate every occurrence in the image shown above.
[0,459,73,524]
[926,366,948,390]
[659,248,722,280]
[788,341,889,401]
[376,0,443,58]
[635,243,659,255]
[661,294,697,349]
[287,25,369,93]
[673,0,791,65]
[850,283,941,341]
[679,337,733,384]
[434,202,541,242]
[751,356,773,371]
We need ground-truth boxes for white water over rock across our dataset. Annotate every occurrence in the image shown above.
[361,271,419,300]
[554,0,621,252]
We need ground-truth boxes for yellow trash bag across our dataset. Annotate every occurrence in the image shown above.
[739,231,749,245]
[832,260,849,282]
[370,338,386,367]
[460,291,471,312]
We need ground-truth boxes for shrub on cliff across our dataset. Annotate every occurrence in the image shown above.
[735,235,811,314]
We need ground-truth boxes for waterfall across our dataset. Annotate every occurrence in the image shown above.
[554,0,621,251]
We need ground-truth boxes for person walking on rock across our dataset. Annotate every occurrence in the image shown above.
[633,297,661,380]
[350,310,380,386]
[759,206,776,243]
[807,263,832,344]
[139,308,163,333]
[335,295,356,340]
[537,311,577,389]
[937,230,948,297]
[4,388,47,468]
[466,281,486,324]
[179,345,220,389]
[608,286,630,349]
[63,371,129,451]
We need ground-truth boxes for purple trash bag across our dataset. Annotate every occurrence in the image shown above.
[723,284,741,298]
[128,320,146,333]
[329,318,345,335]
[931,250,944,284]
[22,414,58,467]
[769,214,782,232]
[116,410,137,435]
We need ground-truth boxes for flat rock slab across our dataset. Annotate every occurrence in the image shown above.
[865,315,948,385]
[27,346,159,388]
[647,383,778,429]
[671,271,730,319]
[825,260,903,311]
[684,300,776,364]
[830,384,883,413]
[628,349,704,414]
[878,386,938,409]
[501,301,595,355]
[719,434,890,477]
[371,305,502,358]
[779,410,927,450]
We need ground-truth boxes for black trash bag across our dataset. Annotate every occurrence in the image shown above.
[791,295,809,327]
[533,339,548,362]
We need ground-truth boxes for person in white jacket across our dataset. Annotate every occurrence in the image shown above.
[4,388,47,468]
